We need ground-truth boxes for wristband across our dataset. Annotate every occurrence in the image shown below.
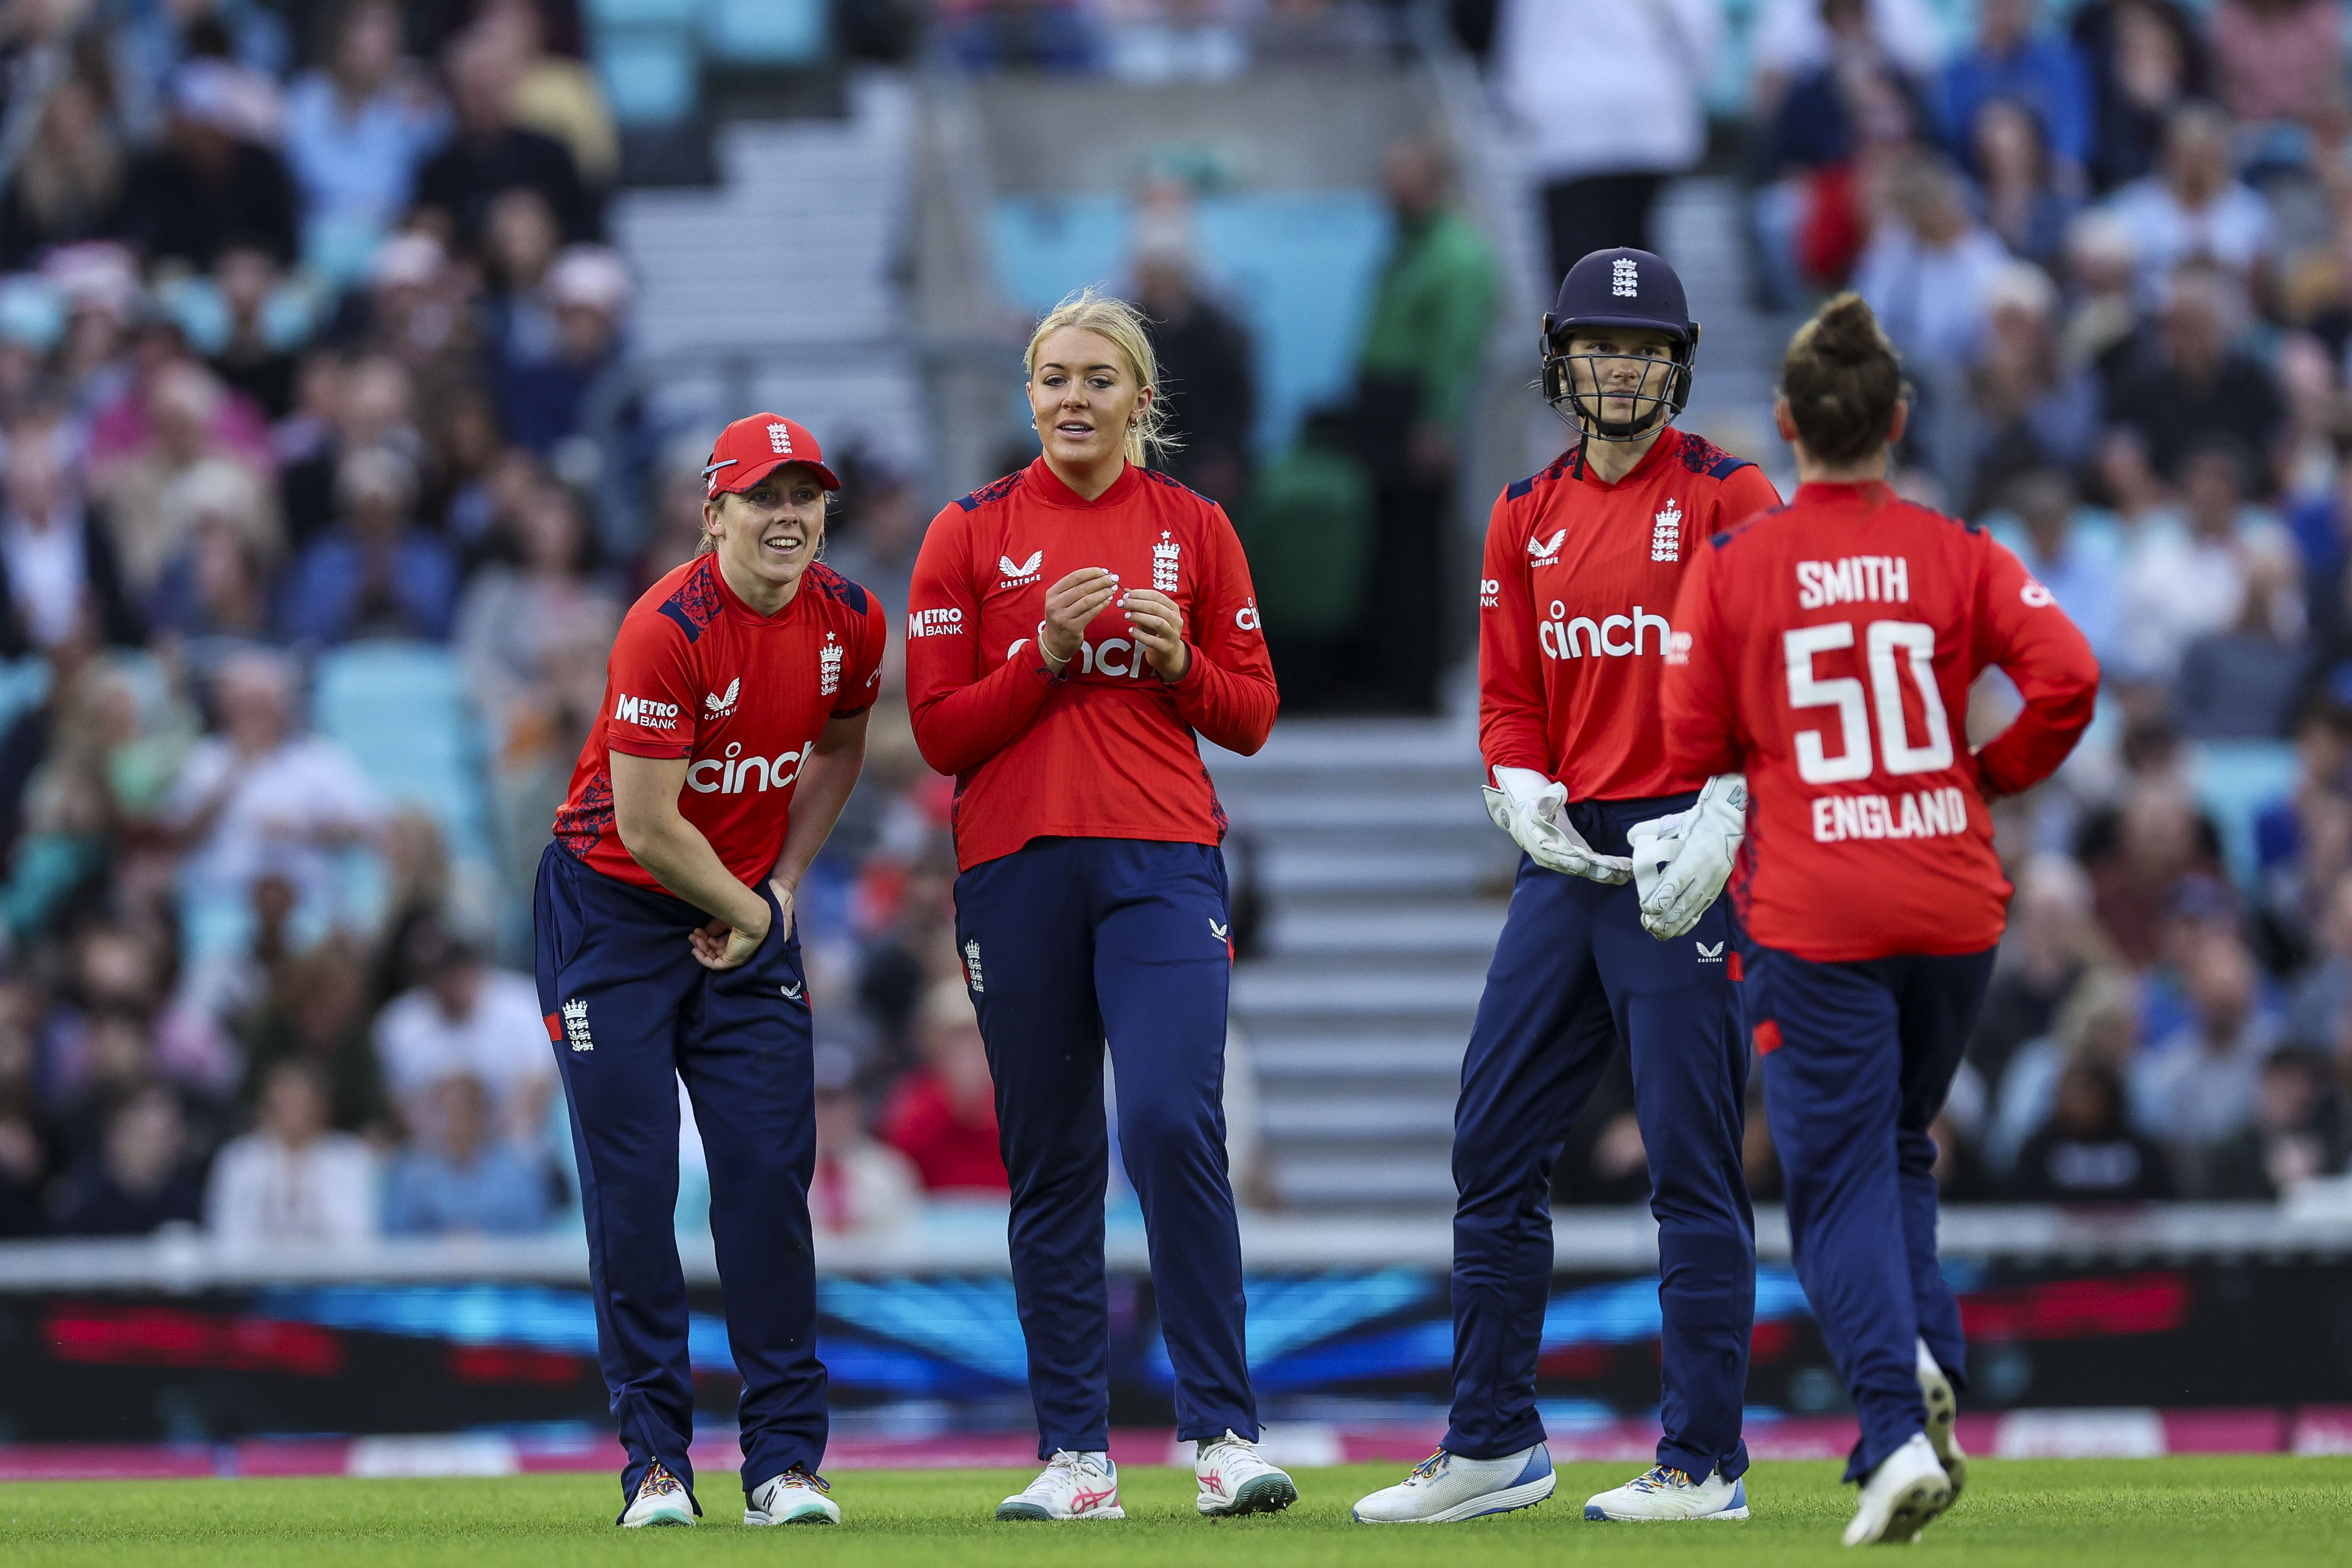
[1037,620,1071,675]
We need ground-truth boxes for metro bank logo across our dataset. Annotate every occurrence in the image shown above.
[615,693,680,729]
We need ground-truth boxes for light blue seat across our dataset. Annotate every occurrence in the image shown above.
[2189,739,2299,889]
[990,190,1389,457]
[702,0,828,65]
[581,0,698,27]
[596,28,699,128]
[310,642,494,870]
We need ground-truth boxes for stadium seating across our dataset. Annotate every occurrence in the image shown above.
[310,642,495,874]
[593,26,699,129]
[990,191,1390,456]
[702,0,829,66]
[2189,738,2300,889]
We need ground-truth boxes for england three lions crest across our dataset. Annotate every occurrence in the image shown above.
[1651,499,1683,563]
[1153,531,1181,592]
[819,632,844,696]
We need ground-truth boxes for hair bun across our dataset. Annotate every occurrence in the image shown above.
[1804,294,1887,364]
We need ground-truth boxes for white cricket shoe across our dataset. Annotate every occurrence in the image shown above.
[1917,1338,1967,1502]
[1351,1444,1555,1523]
[996,1450,1126,1521]
[619,1460,696,1527]
[1842,1433,1952,1546]
[1194,1430,1298,1517]
[745,1465,839,1526]
[1584,1464,1749,1521]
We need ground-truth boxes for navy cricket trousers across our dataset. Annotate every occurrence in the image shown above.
[1449,793,1756,1483]
[1748,944,1993,1482]
[533,843,825,1513]
[954,836,1255,1456]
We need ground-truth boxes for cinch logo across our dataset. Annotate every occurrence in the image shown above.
[1008,634,1161,680]
[562,997,592,1052]
[1527,529,1567,564]
[1538,599,1671,660]
[615,693,680,729]
[767,422,793,454]
[687,741,810,795]
[908,606,964,638]
[1235,598,1261,631]
[999,550,1042,586]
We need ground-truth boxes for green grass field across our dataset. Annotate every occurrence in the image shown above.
[1,1458,2346,1566]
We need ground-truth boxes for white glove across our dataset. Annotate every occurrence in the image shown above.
[1628,773,1748,939]
[1481,765,1632,886]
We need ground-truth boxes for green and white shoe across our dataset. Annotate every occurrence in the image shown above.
[746,1465,839,1526]
[619,1460,696,1528]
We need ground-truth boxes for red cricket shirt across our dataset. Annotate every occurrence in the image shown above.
[905,459,1278,871]
[1481,427,1782,801]
[552,553,887,892]
[1660,481,2101,961]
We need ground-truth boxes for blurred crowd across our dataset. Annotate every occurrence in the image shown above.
[0,0,1022,1248]
[1532,0,2352,1209]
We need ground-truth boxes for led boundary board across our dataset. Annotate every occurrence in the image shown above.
[1,1259,2347,1442]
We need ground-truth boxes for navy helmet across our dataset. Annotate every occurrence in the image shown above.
[1539,247,1700,442]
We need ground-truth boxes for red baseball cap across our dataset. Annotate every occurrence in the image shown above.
[702,413,840,498]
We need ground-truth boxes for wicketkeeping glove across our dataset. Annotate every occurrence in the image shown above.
[1628,773,1748,939]
[1482,765,1632,886]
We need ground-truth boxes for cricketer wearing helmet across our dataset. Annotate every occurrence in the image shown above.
[1355,249,1780,1527]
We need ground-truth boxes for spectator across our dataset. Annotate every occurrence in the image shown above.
[144,458,283,649]
[2010,1059,2176,1200]
[2202,1045,2349,1197]
[0,410,144,653]
[1956,263,2100,510]
[1969,97,2079,271]
[2071,0,2206,194]
[938,0,1103,72]
[162,647,381,918]
[2101,104,2275,306]
[1496,0,1719,271]
[823,450,927,635]
[277,445,461,643]
[370,925,555,1149]
[238,934,390,1136]
[2214,0,2345,137]
[2058,211,2144,384]
[381,1071,552,1235]
[810,1050,921,1240]
[1997,470,2121,667]
[880,981,1008,1195]
[48,1083,206,1235]
[119,60,299,271]
[279,351,418,548]
[0,74,130,271]
[280,0,448,283]
[1747,0,1944,110]
[1936,0,2092,177]
[454,480,621,902]
[2133,931,2282,1158]
[2174,543,2306,738]
[1750,0,1932,302]
[479,0,619,191]
[2118,437,2294,682]
[1133,222,1257,507]
[1235,407,1374,711]
[97,362,279,604]
[0,1026,47,1236]
[412,27,598,258]
[1989,964,2140,1174]
[1971,853,2112,1093]
[207,245,302,420]
[205,1060,378,1245]
[491,243,627,456]
[1350,137,1497,713]
[1853,151,2012,374]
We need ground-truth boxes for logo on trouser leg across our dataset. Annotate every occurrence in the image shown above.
[562,997,593,1051]
[1696,941,1724,963]
[962,939,984,993]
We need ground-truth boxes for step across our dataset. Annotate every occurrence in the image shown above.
[1274,1154,1456,1209]
[1256,847,1500,898]
[1261,901,1505,958]
[1234,967,1486,1015]
[1255,1038,1465,1081]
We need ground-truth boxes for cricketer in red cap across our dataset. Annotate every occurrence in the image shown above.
[703,412,842,498]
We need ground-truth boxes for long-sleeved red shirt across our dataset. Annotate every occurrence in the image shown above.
[1661,481,2100,961]
[905,459,1278,870]
[1481,428,1782,801]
